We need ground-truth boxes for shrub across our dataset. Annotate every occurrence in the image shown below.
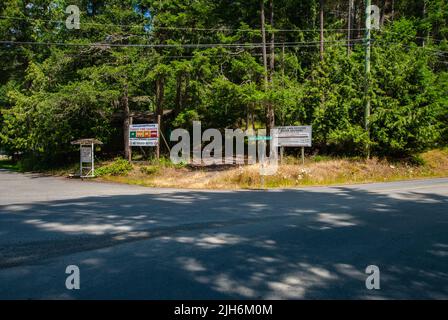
[311,155,333,163]
[408,154,426,166]
[151,156,187,169]
[95,158,133,176]
[140,165,160,175]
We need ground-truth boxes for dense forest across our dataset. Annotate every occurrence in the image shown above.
[0,0,447,166]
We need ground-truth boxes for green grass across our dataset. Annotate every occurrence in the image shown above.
[0,157,79,176]
[3,149,448,190]
[0,159,20,171]
[99,149,448,189]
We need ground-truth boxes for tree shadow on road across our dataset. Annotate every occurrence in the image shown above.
[0,186,447,299]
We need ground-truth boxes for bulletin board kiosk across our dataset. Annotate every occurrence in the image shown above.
[71,138,103,178]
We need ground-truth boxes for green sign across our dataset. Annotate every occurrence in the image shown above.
[248,136,272,141]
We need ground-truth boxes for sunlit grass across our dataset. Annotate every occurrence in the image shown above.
[97,149,448,190]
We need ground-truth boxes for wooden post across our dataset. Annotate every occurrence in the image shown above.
[301,147,305,165]
[91,143,94,177]
[365,0,371,159]
[156,114,161,160]
[79,146,82,177]
[280,146,284,164]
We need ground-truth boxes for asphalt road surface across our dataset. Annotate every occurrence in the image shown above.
[1,169,448,299]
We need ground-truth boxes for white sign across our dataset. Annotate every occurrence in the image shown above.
[130,124,159,147]
[80,146,92,162]
[273,126,312,147]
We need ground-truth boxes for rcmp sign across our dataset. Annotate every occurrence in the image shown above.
[272,126,312,147]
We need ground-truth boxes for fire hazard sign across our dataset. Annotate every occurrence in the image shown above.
[129,124,159,147]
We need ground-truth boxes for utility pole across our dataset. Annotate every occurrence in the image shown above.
[365,0,371,159]
[347,0,354,55]
[269,0,275,81]
[261,0,274,156]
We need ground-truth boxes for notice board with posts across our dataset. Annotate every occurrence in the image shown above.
[272,126,312,147]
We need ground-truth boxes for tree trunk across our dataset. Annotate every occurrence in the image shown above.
[266,0,275,135]
[251,111,255,131]
[260,0,268,86]
[175,72,182,115]
[184,76,190,107]
[156,74,165,152]
[155,75,165,152]
[422,0,427,47]
[155,76,165,117]
[246,105,250,131]
[122,84,131,161]
[347,0,354,55]
[356,0,364,39]
[320,0,325,61]
[269,0,275,81]
[391,0,395,23]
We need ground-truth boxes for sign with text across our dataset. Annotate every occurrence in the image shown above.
[130,124,159,147]
[273,126,312,147]
[80,146,92,162]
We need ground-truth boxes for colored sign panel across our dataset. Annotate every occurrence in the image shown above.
[272,126,312,147]
[129,124,159,147]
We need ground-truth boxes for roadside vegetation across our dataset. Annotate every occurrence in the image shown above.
[1,1,447,184]
[0,157,19,171]
[96,149,448,189]
[2,149,447,189]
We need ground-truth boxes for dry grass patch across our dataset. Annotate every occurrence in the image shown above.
[98,149,448,189]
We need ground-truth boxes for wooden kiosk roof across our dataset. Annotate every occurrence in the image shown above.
[71,138,103,145]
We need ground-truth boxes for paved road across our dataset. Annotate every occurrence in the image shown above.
[0,169,448,299]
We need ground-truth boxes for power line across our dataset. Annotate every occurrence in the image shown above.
[2,37,447,56]
[3,37,447,61]
[380,29,448,44]
[0,39,365,49]
[371,38,448,55]
[0,15,366,33]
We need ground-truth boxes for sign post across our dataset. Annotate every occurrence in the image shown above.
[301,146,305,165]
[157,115,161,160]
[128,116,133,162]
